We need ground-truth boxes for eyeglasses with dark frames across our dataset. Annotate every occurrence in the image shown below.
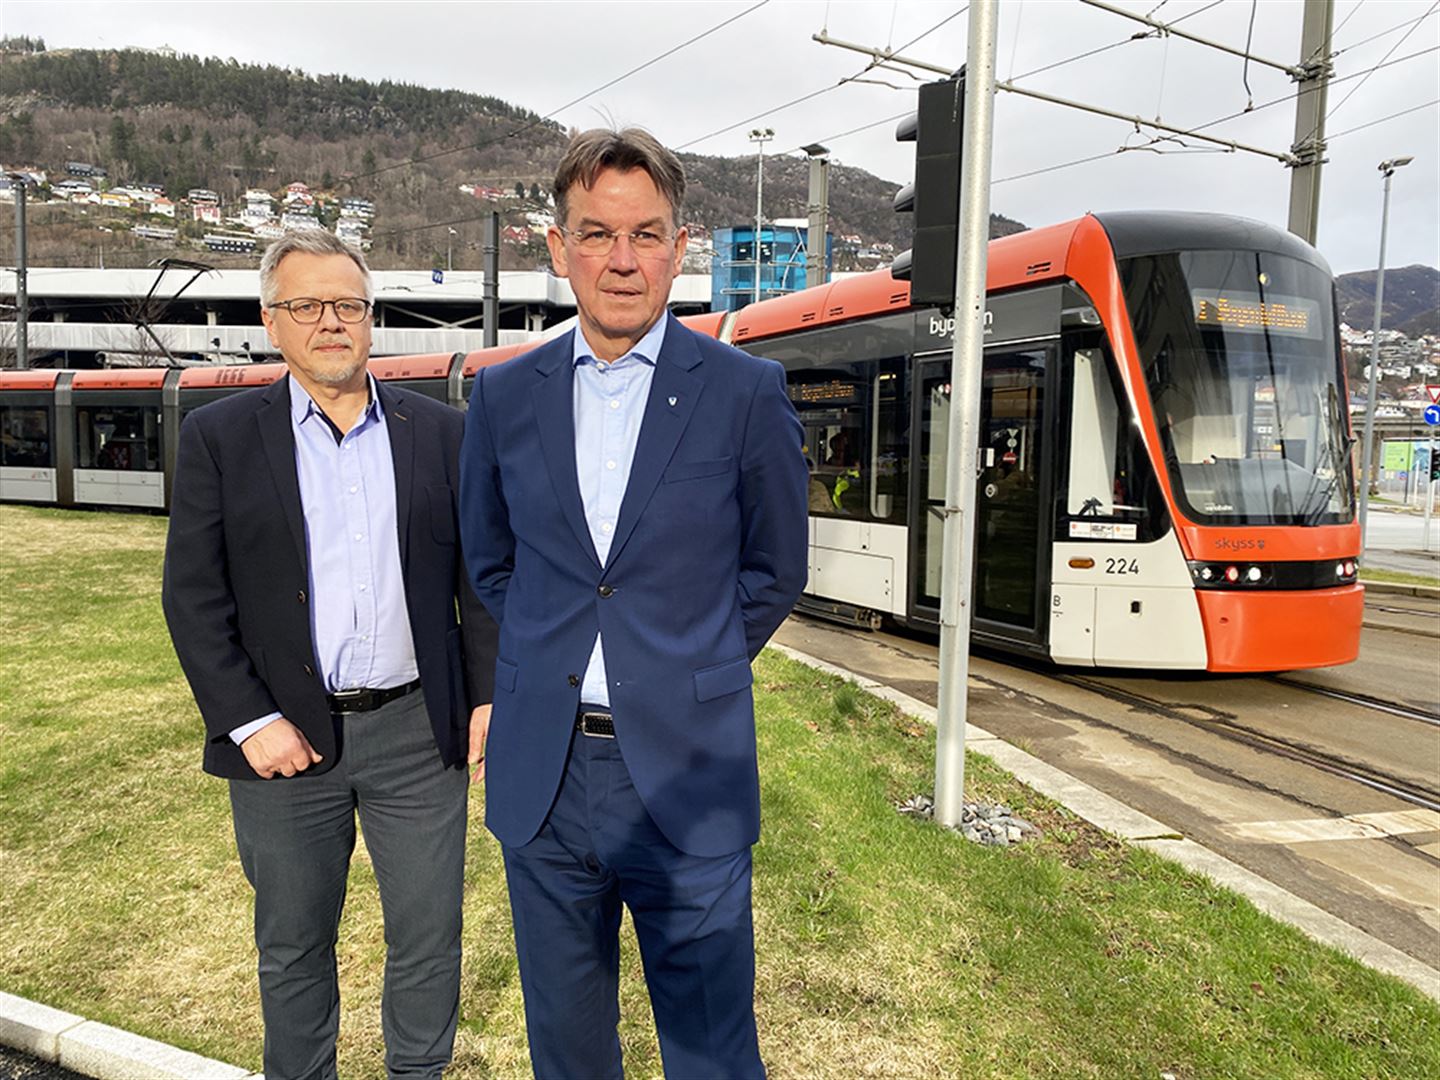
[268,297,372,324]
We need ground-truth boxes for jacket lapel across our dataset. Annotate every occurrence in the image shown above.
[256,377,307,567]
[379,381,415,567]
[532,334,602,570]
[606,317,702,569]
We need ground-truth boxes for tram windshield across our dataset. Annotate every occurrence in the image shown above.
[1122,249,1352,526]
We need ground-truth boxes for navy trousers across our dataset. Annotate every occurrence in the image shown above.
[501,725,764,1080]
[229,689,468,1080]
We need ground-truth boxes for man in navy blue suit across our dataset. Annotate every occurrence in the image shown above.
[459,128,808,1077]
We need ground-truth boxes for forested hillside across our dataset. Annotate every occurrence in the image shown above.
[0,43,1026,271]
[1335,266,1440,338]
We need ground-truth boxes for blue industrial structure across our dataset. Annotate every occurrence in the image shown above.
[711,220,832,312]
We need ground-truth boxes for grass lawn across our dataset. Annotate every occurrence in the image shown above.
[1,504,1438,1079]
[1361,566,1440,588]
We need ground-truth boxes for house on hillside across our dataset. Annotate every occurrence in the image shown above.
[204,232,257,254]
[193,204,222,224]
[133,225,179,242]
[284,182,314,207]
[281,210,322,232]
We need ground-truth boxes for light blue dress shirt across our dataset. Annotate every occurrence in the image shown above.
[573,316,668,708]
[230,374,418,743]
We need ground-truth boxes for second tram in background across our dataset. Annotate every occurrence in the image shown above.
[0,210,1363,672]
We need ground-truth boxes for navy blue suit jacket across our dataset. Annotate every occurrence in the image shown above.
[163,377,498,780]
[459,315,808,857]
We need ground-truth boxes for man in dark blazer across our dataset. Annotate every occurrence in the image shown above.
[460,129,808,1078]
[162,231,497,1080]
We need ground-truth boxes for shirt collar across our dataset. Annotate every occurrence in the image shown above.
[572,313,668,370]
[288,372,382,429]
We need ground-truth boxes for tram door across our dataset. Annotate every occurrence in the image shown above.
[911,347,1052,646]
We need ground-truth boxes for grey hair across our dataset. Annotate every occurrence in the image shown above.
[553,127,686,230]
[258,230,373,307]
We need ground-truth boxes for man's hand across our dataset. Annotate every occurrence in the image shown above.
[468,703,492,784]
[240,717,323,779]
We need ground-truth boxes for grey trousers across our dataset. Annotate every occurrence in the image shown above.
[229,689,467,1080]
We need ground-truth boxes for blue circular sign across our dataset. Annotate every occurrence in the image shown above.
[1425,404,1440,426]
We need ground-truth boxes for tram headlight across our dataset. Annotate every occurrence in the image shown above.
[1224,565,1240,583]
[1199,566,1214,581]
[1245,566,1263,582]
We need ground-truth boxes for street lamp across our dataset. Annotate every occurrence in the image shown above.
[1357,155,1414,544]
[748,128,773,305]
[447,226,457,272]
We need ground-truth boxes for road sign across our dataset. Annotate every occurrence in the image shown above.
[432,269,444,285]
[1425,404,1440,426]
[1428,385,1440,404]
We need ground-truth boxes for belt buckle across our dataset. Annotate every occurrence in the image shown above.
[331,688,371,712]
[577,711,615,739]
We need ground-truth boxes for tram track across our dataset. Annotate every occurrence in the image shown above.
[1037,669,1440,815]
[1266,676,1440,729]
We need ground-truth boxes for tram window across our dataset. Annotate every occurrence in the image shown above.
[792,370,865,516]
[76,405,161,471]
[1122,249,1352,525]
[0,406,52,467]
[1064,345,1167,542]
[786,361,907,522]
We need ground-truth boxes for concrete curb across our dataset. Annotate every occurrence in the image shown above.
[0,990,259,1080]
[768,642,1440,1005]
[1362,578,1440,599]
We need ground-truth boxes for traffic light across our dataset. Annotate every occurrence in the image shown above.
[891,70,964,308]
[1431,449,1440,483]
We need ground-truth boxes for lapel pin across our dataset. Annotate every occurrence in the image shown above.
[668,396,677,407]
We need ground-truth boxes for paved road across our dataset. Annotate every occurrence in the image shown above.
[0,1046,86,1080]
[1363,507,1440,578]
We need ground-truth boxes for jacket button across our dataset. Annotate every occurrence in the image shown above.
[303,663,315,677]
[567,674,579,687]
[297,590,307,604]
[597,584,614,598]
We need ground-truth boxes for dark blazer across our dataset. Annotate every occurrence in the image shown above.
[163,376,498,780]
[459,315,808,857]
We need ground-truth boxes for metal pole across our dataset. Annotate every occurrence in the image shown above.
[755,150,762,305]
[1286,0,1334,245]
[748,128,773,305]
[13,176,28,369]
[1358,159,1412,540]
[805,147,831,287]
[483,211,499,348]
[1425,432,1436,552]
[447,227,455,272]
[934,0,999,828]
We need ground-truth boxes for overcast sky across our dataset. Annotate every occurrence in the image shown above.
[4,0,1437,274]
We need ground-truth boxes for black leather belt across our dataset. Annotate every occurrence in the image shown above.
[576,708,615,738]
[328,678,421,714]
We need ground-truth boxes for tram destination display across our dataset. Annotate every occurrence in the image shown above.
[1191,290,1322,340]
